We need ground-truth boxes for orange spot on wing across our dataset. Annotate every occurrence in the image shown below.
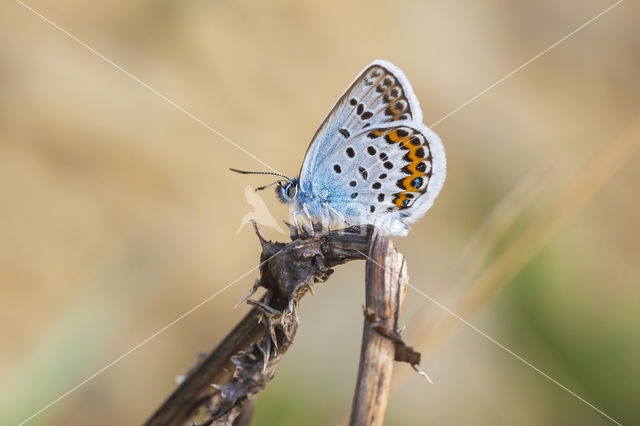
[387,130,401,143]
[392,131,433,206]
[393,192,414,207]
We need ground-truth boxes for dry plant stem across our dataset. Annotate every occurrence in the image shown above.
[143,305,264,426]
[350,231,409,426]
[144,224,374,426]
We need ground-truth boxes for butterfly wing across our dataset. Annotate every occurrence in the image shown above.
[309,122,445,235]
[299,60,423,182]
[296,60,445,235]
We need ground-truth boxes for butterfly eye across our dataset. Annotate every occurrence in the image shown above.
[286,183,297,199]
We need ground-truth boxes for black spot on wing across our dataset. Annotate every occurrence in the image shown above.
[409,136,421,146]
[358,167,368,180]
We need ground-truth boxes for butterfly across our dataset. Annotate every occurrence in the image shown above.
[232,60,446,236]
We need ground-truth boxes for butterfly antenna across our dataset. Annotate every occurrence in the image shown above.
[255,180,286,192]
[229,168,293,183]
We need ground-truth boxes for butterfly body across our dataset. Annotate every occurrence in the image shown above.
[248,60,446,236]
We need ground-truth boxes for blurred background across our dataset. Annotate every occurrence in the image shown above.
[1,0,639,425]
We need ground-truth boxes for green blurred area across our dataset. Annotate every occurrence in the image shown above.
[500,244,640,425]
[1,1,639,425]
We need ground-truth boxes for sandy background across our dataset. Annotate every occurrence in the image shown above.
[1,0,639,425]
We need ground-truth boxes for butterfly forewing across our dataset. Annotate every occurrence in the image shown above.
[300,60,423,180]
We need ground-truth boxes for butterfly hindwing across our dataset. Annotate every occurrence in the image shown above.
[312,122,446,234]
[300,60,423,180]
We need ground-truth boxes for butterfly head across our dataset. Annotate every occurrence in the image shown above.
[275,177,299,204]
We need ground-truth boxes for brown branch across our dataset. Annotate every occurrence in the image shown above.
[143,223,421,425]
[349,230,413,426]
[143,225,374,426]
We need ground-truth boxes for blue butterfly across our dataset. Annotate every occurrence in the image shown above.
[233,60,446,236]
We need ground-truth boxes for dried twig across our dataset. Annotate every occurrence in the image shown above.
[144,224,376,426]
[144,221,422,426]
[349,230,418,426]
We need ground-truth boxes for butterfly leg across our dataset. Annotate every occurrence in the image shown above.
[290,209,311,237]
[302,203,315,237]
[290,209,302,234]
[321,203,333,232]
